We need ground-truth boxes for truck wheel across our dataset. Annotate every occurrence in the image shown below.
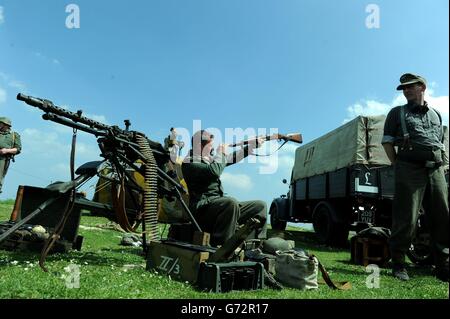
[270,204,287,231]
[312,201,349,246]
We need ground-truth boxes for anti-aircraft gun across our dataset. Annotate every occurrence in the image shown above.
[0,94,205,268]
[0,94,266,283]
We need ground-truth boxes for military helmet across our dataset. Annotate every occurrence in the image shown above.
[0,117,12,126]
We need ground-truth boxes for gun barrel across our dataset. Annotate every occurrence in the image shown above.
[17,93,110,132]
[43,113,108,137]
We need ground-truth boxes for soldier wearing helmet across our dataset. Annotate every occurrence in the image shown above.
[0,117,21,194]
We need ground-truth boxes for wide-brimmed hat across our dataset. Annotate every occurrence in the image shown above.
[396,73,427,90]
[0,117,12,126]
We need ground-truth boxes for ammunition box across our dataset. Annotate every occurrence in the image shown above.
[197,261,265,293]
[146,241,211,284]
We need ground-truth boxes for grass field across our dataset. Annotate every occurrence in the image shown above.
[0,200,448,299]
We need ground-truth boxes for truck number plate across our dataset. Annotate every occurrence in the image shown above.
[359,211,374,224]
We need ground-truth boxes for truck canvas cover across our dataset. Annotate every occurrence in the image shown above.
[293,115,449,181]
[293,116,390,180]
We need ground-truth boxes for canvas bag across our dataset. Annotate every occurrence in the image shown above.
[274,249,319,290]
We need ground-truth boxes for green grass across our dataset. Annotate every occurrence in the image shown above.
[0,200,448,299]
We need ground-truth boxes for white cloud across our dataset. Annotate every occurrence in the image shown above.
[0,71,28,97]
[0,87,6,104]
[85,113,109,125]
[9,80,27,92]
[345,88,449,126]
[21,129,70,157]
[33,52,62,66]
[21,128,100,161]
[0,6,5,25]
[257,142,297,175]
[345,100,391,122]
[221,172,253,191]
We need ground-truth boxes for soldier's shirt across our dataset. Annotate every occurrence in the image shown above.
[182,147,249,211]
[382,101,444,149]
[0,130,22,159]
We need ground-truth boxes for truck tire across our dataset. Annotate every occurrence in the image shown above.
[312,201,349,246]
[270,204,287,231]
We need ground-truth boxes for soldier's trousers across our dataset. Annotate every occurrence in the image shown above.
[390,160,449,266]
[195,197,267,247]
[0,159,8,193]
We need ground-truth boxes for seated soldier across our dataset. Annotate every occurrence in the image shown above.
[182,130,267,247]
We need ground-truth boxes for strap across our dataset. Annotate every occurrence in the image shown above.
[39,190,76,272]
[399,105,412,151]
[70,128,77,180]
[311,254,352,290]
[251,140,288,157]
[430,108,445,143]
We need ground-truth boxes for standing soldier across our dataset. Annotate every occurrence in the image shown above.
[382,73,449,282]
[0,117,21,194]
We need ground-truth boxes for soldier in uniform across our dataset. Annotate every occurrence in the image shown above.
[182,130,267,247]
[382,73,449,282]
[0,117,22,194]
[164,127,185,162]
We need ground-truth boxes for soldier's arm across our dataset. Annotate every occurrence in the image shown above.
[0,148,18,156]
[13,132,22,155]
[382,108,398,164]
[226,146,250,166]
[186,157,227,179]
[383,143,397,164]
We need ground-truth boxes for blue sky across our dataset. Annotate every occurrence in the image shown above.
[0,0,448,211]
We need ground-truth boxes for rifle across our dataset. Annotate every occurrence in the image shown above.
[228,133,302,148]
[15,94,201,253]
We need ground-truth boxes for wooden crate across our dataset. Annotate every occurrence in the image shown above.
[146,241,211,284]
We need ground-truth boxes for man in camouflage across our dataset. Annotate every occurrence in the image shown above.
[382,73,449,282]
[182,130,267,247]
[0,117,21,194]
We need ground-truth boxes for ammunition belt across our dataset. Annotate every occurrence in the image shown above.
[136,135,159,242]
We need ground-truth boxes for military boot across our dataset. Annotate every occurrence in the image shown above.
[392,263,410,281]
[391,252,409,281]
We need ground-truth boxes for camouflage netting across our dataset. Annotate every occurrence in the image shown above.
[292,115,449,181]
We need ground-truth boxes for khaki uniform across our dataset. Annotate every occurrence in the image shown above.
[382,102,449,267]
[0,130,22,193]
[182,148,267,246]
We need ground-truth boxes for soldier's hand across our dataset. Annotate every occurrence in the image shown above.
[217,144,228,156]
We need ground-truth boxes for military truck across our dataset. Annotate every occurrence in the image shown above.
[270,115,449,250]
